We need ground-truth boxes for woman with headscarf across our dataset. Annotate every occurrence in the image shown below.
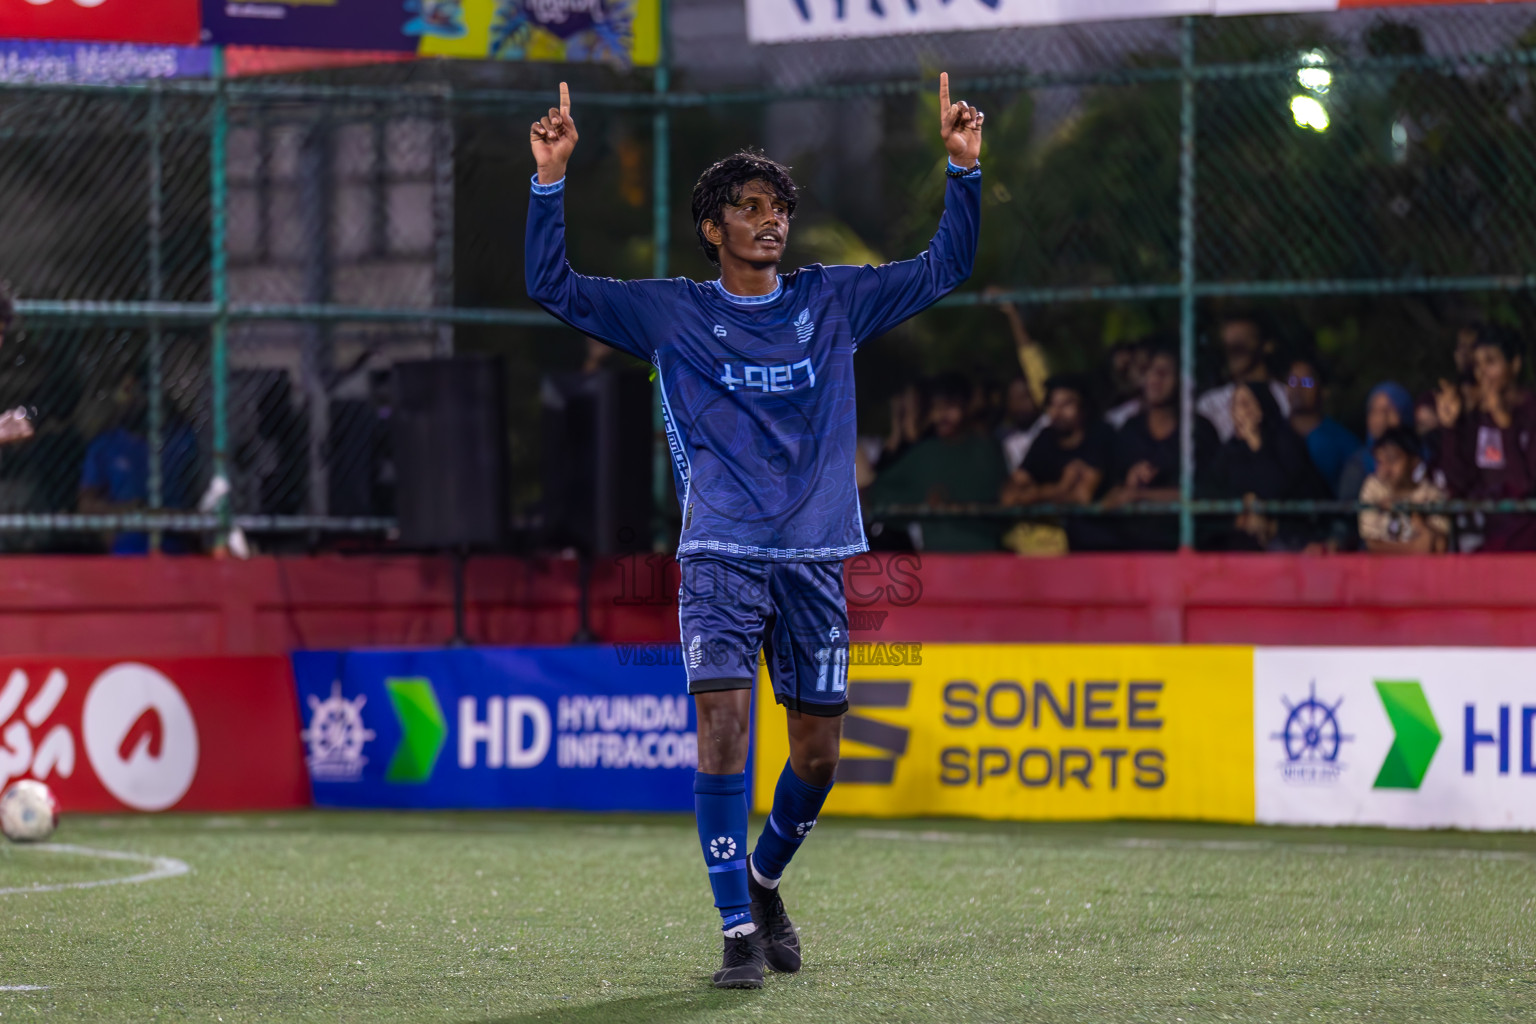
[1336,381,1415,502]
[1202,381,1331,551]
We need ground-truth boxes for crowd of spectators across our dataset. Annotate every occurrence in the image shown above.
[861,307,1536,555]
[7,271,1536,558]
[0,285,202,555]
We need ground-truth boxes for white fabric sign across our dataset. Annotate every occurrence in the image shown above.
[748,0,1204,43]
[1254,648,1536,832]
[748,0,1480,44]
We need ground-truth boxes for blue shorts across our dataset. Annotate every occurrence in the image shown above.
[677,556,850,717]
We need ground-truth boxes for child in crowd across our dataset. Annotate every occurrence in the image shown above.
[1358,426,1451,554]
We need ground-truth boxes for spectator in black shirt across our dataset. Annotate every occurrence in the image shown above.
[1102,346,1218,550]
[1204,381,1331,550]
[1001,374,1115,550]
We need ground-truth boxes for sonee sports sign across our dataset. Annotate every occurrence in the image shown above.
[753,644,1254,823]
[1255,648,1536,831]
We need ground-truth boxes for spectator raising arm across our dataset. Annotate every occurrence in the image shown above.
[1435,326,1536,551]
[993,297,1050,409]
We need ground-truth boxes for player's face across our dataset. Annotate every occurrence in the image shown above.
[710,180,790,267]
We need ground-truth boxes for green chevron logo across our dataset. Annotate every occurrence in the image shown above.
[1372,680,1441,790]
[385,677,447,784]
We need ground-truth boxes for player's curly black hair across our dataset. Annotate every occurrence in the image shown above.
[690,150,798,267]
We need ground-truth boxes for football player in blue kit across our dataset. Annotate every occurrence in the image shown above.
[527,76,982,988]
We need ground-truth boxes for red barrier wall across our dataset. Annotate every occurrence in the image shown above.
[0,552,1533,655]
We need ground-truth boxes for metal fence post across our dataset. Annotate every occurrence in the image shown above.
[1178,16,1198,552]
[147,83,165,553]
[433,86,456,358]
[651,0,672,551]
[210,47,231,540]
[299,116,334,522]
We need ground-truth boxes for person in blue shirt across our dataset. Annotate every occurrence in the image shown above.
[79,369,198,555]
[527,78,983,989]
[1285,356,1361,495]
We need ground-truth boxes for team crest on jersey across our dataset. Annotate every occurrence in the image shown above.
[795,309,814,344]
[713,324,728,338]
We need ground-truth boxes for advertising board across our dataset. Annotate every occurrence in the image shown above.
[0,658,308,812]
[1255,647,1536,831]
[293,647,697,811]
[754,644,1255,823]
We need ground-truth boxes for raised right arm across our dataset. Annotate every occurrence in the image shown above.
[525,180,652,361]
[526,82,652,361]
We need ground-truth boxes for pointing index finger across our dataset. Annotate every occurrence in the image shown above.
[939,72,950,122]
[559,81,571,117]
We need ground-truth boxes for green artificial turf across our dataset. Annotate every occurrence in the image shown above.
[0,813,1531,1022]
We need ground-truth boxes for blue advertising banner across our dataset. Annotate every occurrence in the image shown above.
[291,647,697,810]
[0,40,211,83]
[202,1,417,53]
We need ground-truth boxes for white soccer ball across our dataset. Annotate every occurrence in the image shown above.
[0,780,59,843]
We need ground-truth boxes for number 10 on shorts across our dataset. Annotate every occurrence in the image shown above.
[815,628,847,693]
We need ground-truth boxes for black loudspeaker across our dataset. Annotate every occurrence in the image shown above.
[393,356,507,549]
[541,370,653,555]
[328,399,385,518]
[230,369,306,516]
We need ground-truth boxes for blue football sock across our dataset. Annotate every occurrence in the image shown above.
[694,771,753,934]
[750,761,833,885]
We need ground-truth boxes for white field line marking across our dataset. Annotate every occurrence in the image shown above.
[852,827,1536,862]
[1109,836,1536,862]
[854,828,980,844]
[0,843,189,895]
[0,986,47,992]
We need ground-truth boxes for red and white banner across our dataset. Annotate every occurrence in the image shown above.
[0,658,309,813]
[0,0,201,46]
[748,0,1533,44]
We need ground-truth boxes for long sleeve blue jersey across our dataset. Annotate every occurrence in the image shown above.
[526,165,982,562]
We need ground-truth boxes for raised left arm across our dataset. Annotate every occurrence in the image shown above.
[826,72,984,347]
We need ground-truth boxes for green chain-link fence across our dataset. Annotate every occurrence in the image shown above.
[7,4,1536,552]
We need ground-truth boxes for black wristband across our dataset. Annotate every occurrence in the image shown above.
[946,161,980,178]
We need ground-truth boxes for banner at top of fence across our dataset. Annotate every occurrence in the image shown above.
[0,0,201,46]
[747,0,1530,44]
[0,0,659,67]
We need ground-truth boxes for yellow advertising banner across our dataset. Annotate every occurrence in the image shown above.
[753,644,1254,823]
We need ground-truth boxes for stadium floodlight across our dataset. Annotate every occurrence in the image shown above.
[1291,95,1330,133]
[1297,49,1332,94]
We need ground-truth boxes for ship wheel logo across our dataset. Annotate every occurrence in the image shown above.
[1273,681,1353,762]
